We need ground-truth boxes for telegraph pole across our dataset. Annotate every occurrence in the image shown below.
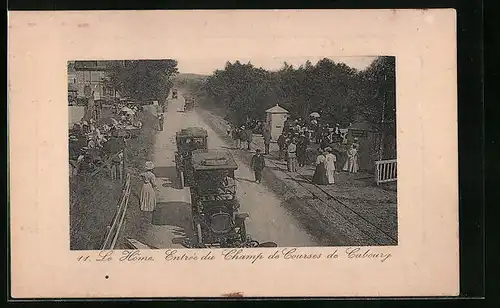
[378,74,387,161]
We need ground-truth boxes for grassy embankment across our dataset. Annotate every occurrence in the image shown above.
[115,108,159,248]
[69,107,158,250]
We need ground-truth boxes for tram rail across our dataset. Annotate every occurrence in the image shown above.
[201,109,397,246]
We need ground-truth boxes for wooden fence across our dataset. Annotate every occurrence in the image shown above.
[100,173,131,250]
[375,159,397,185]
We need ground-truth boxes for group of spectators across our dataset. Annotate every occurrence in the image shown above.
[69,108,142,179]
[282,117,348,148]
[228,122,259,151]
[224,113,360,186]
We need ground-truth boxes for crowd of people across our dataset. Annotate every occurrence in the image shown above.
[227,114,360,186]
[69,105,143,179]
[278,116,360,185]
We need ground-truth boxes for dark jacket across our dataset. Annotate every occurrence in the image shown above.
[277,135,286,148]
[240,129,248,141]
[251,154,265,171]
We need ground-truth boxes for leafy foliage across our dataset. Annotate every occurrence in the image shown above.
[195,57,395,127]
[108,60,179,103]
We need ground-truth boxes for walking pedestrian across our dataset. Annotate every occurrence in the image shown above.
[250,149,266,183]
[312,149,329,185]
[287,138,298,172]
[157,112,164,131]
[324,147,337,184]
[263,127,271,155]
[343,144,359,174]
[297,133,309,167]
[283,118,291,135]
[232,126,241,149]
[239,125,247,149]
[246,126,253,150]
[111,152,124,181]
[140,161,158,221]
[277,133,286,160]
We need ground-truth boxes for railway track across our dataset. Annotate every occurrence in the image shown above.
[200,108,397,246]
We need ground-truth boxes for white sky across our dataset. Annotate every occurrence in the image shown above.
[176,56,377,75]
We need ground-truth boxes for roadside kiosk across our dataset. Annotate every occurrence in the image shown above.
[265,104,289,141]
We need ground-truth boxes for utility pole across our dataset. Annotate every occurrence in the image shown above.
[378,74,387,161]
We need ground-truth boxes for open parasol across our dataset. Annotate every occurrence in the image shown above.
[310,112,320,118]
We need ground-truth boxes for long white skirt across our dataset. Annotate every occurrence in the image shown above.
[326,164,335,184]
[140,183,156,212]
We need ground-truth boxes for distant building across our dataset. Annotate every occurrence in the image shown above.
[265,104,289,141]
[70,60,120,102]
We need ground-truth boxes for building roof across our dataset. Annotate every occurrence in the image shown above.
[266,104,289,114]
[191,149,238,171]
[176,127,208,138]
[73,60,113,71]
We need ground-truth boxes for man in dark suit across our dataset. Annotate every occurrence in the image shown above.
[262,126,271,155]
[250,149,266,183]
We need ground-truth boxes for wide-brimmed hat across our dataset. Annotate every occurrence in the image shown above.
[145,161,155,170]
[324,147,332,152]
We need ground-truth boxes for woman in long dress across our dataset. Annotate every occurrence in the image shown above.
[312,150,329,185]
[343,144,359,174]
[140,161,158,220]
[324,147,337,184]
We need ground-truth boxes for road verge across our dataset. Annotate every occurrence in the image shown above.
[197,107,385,246]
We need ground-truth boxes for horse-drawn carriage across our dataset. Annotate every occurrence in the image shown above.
[189,149,250,247]
[174,127,208,188]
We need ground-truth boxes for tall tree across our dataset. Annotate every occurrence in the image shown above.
[108,60,179,103]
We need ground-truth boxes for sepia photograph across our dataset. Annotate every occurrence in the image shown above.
[68,57,397,250]
[10,9,459,298]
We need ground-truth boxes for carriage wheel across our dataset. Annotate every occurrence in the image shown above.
[238,221,247,242]
[196,223,203,245]
[124,131,132,140]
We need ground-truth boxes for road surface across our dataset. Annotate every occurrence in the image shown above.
[139,94,317,248]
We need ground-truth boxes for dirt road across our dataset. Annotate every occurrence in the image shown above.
[138,94,317,248]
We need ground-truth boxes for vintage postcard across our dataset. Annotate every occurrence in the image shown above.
[8,9,458,298]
